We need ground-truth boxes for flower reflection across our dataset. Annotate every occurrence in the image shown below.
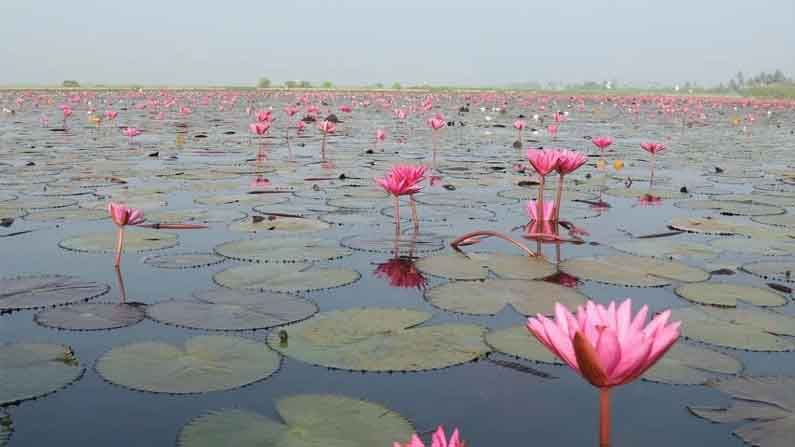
[374,257,427,290]
[638,193,663,206]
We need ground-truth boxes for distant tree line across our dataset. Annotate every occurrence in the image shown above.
[728,70,791,91]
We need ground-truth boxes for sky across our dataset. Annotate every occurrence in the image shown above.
[1,0,793,87]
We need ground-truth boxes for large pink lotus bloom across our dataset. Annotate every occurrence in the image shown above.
[640,142,665,154]
[375,165,427,197]
[394,426,464,447]
[319,120,336,134]
[122,127,142,138]
[60,105,73,118]
[592,136,613,152]
[527,299,680,388]
[249,122,270,136]
[427,115,446,130]
[107,202,144,227]
[257,110,274,123]
[556,149,587,175]
[526,149,560,176]
[527,200,555,221]
[513,119,527,130]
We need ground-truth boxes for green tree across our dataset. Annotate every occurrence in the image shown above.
[299,80,312,88]
[62,80,80,88]
[284,80,298,89]
[257,77,271,88]
[391,82,402,90]
[373,82,384,89]
[321,81,334,89]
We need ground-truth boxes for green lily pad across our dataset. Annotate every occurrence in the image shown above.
[59,228,179,253]
[425,279,587,316]
[605,188,688,200]
[22,197,78,210]
[267,308,489,372]
[670,307,795,352]
[23,208,108,222]
[147,290,317,331]
[215,239,351,263]
[229,216,330,233]
[0,343,84,405]
[485,326,563,364]
[194,193,288,206]
[611,239,721,260]
[709,237,795,256]
[96,335,280,394]
[752,214,795,228]
[415,254,489,280]
[675,283,787,307]
[0,275,110,311]
[690,376,795,447]
[741,261,795,283]
[670,217,793,239]
[177,394,414,447]
[642,343,743,385]
[146,208,247,224]
[143,252,226,269]
[675,199,785,216]
[381,205,495,222]
[560,255,709,287]
[34,303,145,330]
[340,233,445,255]
[214,264,360,293]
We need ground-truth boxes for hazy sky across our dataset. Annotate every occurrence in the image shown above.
[1,0,793,86]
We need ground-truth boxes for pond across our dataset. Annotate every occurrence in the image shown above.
[1,90,794,446]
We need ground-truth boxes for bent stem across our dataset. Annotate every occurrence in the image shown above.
[553,173,565,222]
[114,226,125,267]
[114,265,127,303]
[451,230,538,258]
[600,388,611,447]
[409,195,419,230]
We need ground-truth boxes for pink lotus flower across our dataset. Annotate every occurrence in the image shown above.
[527,299,680,446]
[319,120,336,134]
[394,427,464,447]
[104,110,118,120]
[555,149,587,175]
[547,124,558,138]
[376,129,387,141]
[296,121,306,132]
[527,200,555,221]
[250,176,271,189]
[122,127,142,138]
[640,142,665,154]
[513,119,527,130]
[60,105,73,118]
[179,106,192,115]
[108,202,144,227]
[427,115,446,130]
[526,149,560,176]
[249,122,270,136]
[394,109,408,120]
[284,106,298,117]
[375,165,427,197]
[339,105,353,113]
[257,110,274,123]
[592,136,613,152]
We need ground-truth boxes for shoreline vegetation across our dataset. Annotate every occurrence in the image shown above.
[2,84,794,99]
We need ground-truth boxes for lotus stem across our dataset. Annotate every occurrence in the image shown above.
[432,131,438,168]
[321,132,327,161]
[554,173,565,222]
[114,227,124,267]
[600,388,611,447]
[649,154,656,190]
[114,265,127,303]
[451,230,538,258]
[394,196,401,235]
[536,175,546,223]
[409,195,419,230]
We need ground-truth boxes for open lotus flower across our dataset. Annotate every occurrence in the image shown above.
[249,122,270,136]
[284,106,298,117]
[526,148,561,222]
[547,124,558,138]
[104,110,118,120]
[527,199,555,222]
[319,120,336,134]
[394,426,464,447]
[376,128,387,141]
[592,136,613,152]
[122,127,142,138]
[375,164,427,231]
[553,149,587,221]
[513,119,527,130]
[427,115,446,130]
[527,299,680,446]
[107,202,144,267]
[640,142,666,188]
[257,110,273,123]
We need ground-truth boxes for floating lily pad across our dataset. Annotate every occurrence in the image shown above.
[752,214,795,228]
[96,335,280,394]
[147,290,317,331]
[690,376,795,447]
[143,253,226,269]
[34,303,145,330]
[229,216,330,233]
[560,255,709,287]
[23,208,108,222]
[485,326,563,364]
[214,264,360,293]
[267,308,489,372]
[381,205,496,222]
[642,343,743,385]
[741,261,795,283]
[177,394,414,447]
[426,279,587,315]
[709,237,795,256]
[467,253,558,280]
[146,208,247,224]
[675,282,787,307]
[675,199,785,216]
[215,239,351,263]
[59,228,179,253]
[0,275,110,311]
[415,254,489,280]
[0,343,84,405]
[319,211,381,226]
[0,206,26,220]
[22,197,78,210]
[194,194,288,206]
[498,188,597,202]
[612,239,720,260]
[670,307,795,352]
[605,188,688,200]
[670,217,792,239]
[341,233,445,255]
